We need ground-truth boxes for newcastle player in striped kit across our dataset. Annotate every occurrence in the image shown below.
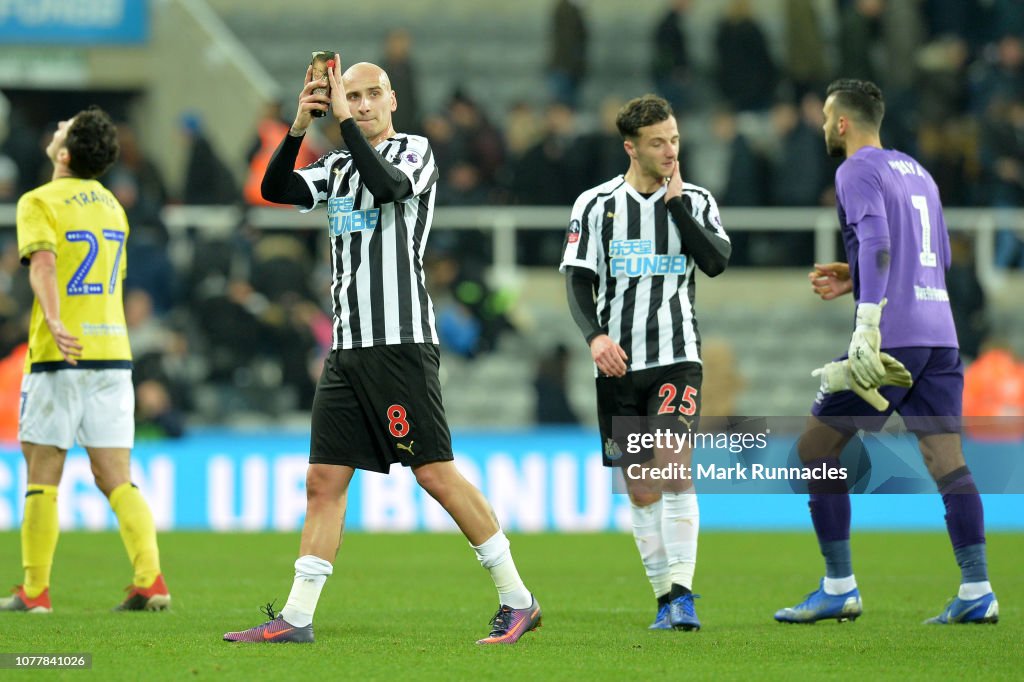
[224,56,539,645]
[560,94,730,631]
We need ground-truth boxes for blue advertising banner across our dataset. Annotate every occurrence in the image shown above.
[0,1,148,45]
[0,428,1020,531]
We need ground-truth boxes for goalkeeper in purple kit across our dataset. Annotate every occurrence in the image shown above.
[774,79,999,625]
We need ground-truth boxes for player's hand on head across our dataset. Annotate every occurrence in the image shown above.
[325,53,351,122]
[809,262,852,300]
[590,334,628,378]
[44,318,83,366]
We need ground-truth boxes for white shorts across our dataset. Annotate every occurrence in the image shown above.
[19,369,135,450]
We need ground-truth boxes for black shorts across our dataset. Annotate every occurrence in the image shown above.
[596,361,703,467]
[310,344,454,473]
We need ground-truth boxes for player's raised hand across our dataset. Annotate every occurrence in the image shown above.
[590,334,628,378]
[44,317,83,366]
[325,53,353,122]
[809,262,852,300]
[292,65,331,134]
[664,160,683,202]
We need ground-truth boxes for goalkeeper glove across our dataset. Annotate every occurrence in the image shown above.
[848,298,887,389]
[813,351,913,412]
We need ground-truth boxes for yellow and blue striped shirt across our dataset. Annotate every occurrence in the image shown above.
[17,177,132,373]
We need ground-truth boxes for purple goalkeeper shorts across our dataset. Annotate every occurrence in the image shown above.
[811,346,963,434]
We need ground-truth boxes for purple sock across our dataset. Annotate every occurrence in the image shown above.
[806,458,852,577]
[938,466,988,583]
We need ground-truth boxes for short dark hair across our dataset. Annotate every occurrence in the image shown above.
[65,106,119,179]
[826,79,885,128]
[616,94,674,139]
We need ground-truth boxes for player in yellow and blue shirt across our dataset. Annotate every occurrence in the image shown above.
[17,151,131,372]
[0,107,170,614]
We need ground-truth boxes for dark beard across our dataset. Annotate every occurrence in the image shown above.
[826,139,845,158]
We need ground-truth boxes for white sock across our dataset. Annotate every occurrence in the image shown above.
[472,530,532,609]
[661,491,699,590]
[280,555,333,627]
[958,581,993,600]
[823,575,857,595]
[630,499,670,598]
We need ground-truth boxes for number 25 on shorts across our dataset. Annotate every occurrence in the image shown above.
[657,383,698,416]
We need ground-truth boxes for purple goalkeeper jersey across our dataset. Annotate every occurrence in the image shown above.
[835,146,959,349]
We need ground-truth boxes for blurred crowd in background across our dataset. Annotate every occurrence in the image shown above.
[1,0,1023,436]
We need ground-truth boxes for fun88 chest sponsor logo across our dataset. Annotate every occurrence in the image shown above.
[328,197,380,236]
[609,239,687,277]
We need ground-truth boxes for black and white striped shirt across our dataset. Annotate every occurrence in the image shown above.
[295,134,439,348]
[559,177,729,371]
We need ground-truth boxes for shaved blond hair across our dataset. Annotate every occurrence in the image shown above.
[343,62,392,91]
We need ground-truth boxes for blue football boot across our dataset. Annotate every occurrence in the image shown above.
[924,592,998,624]
[648,602,671,630]
[668,593,701,631]
[774,579,862,623]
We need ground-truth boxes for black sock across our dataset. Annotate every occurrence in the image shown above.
[657,592,672,607]
[670,583,691,599]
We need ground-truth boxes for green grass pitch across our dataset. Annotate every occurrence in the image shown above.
[1,531,1021,680]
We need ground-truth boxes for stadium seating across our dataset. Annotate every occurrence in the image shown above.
[211,0,649,119]
[435,269,853,427]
